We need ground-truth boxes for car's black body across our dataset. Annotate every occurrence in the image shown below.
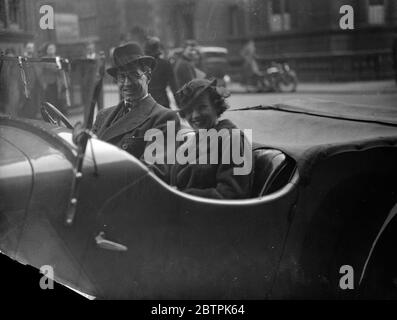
[1,96,397,299]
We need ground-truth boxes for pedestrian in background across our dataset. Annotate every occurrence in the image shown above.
[4,48,15,57]
[0,43,41,119]
[144,37,178,109]
[39,43,67,115]
[240,39,262,90]
[174,39,198,90]
[24,42,35,58]
[191,47,206,80]
[22,42,42,119]
[393,36,397,85]
[81,42,104,115]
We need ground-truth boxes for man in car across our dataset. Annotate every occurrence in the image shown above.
[92,42,180,159]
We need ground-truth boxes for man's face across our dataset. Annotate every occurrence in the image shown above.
[116,64,150,102]
[47,44,56,56]
[86,43,95,54]
[26,43,35,55]
[183,45,197,60]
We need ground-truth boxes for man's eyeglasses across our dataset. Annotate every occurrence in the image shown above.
[116,71,145,83]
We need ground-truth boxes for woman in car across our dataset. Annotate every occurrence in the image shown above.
[151,78,253,199]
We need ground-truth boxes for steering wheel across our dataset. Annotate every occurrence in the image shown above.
[41,102,73,129]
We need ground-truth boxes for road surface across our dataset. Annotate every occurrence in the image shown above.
[69,81,397,125]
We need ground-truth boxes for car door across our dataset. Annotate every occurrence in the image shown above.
[0,123,99,294]
[0,135,33,258]
[79,171,299,299]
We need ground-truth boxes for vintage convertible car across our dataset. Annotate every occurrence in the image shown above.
[0,52,397,299]
[1,94,397,299]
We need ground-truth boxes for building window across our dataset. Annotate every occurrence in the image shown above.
[0,0,21,30]
[8,0,19,25]
[79,15,97,38]
[0,0,5,29]
[182,12,194,39]
[368,0,385,25]
[229,4,245,36]
[269,0,291,32]
[229,5,238,36]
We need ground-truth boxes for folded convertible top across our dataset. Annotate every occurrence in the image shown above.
[228,98,397,180]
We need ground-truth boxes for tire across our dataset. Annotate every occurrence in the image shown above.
[278,71,298,93]
[267,74,280,92]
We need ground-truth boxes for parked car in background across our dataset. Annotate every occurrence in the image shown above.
[169,46,230,87]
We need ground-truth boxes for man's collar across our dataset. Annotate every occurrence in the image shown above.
[124,93,149,111]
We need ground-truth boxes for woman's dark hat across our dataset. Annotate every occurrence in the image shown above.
[107,42,156,77]
[176,79,216,110]
[176,78,230,113]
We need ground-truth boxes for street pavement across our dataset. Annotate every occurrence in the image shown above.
[69,80,397,125]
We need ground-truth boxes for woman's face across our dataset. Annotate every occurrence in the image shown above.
[184,92,218,130]
[47,44,56,56]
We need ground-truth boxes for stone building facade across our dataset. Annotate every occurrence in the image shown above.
[157,0,397,81]
[0,0,36,55]
[1,0,396,81]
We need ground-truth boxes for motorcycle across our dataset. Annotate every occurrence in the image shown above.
[255,62,298,93]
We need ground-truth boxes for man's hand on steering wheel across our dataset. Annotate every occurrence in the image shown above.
[41,102,73,129]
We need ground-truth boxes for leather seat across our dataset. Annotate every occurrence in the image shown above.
[252,148,292,197]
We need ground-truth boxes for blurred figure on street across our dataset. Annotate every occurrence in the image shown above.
[81,42,104,115]
[240,39,262,90]
[174,39,199,90]
[144,36,178,109]
[22,41,42,118]
[0,43,42,119]
[39,43,67,115]
[86,42,97,59]
[4,48,15,57]
[24,42,35,58]
[393,36,397,85]
[119,33,132,46]
[191,47,206,80]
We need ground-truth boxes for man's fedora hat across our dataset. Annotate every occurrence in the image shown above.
[107,42,156,77]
